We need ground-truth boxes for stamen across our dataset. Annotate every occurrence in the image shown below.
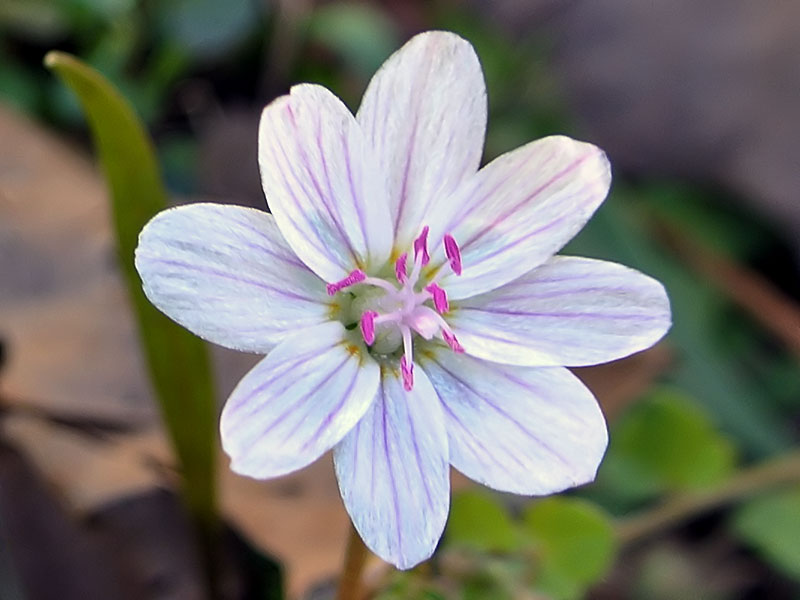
[401,326,414,391]
[362,276,398,293]
[360,310,378,345]
[442,329,465,353]
[394,253,408,284]
[424,283,449,313]
[326,269,366,295]
[443,234,462,275]
[413,226,430,267]
[400,355,414,391]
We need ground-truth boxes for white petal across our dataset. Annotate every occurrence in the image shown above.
[259,84,393,282]
[421,350,607,495]
[357,31,487,250]
[448,256,672,366]
[135,203,330,353]
[221,322,379,478]
[334,365,449,569]
[427,136,611,299]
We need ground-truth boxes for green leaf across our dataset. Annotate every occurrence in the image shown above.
[158,0,261,61]
[44,51,217,529]
[306,3,399,78]
[446,490,519,552]
[522,497,617,600]
[0,0,68,40]
[733,486,800,580]
[600,387,736,503]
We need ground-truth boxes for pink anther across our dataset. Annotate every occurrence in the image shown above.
[443,234,462,275]
[400,355,414,391]
[425,283,449,314]
[326,269,366,296]
[360,310,378,345]
[442,330,465,353]
[394,253,408,284]
[413,226,430,266]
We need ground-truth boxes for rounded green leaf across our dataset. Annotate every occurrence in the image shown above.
[733,486,800,580]
[600,387,737,503]
[523,497,617,600]
[446,490,519,553]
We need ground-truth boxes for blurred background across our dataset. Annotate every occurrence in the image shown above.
[1,0,800,598]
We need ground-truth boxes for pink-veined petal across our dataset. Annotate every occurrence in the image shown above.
[334,365,449,569]
[421,350,607,495]
[357,31,487,251]
[427,136,611,299]
[221,322,379,479]
[135,203,329,353]
[448,256,671,366]
[259,84,393,282]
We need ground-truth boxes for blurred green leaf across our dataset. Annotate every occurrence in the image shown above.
[306,3,399,78]
[0,0,68,40]
[642,182,770,260]
[65,0,135,22]
[446,490,519,553]
[45,51,217,529]
[0,61,43,114]
[601,387,737,503]
[523,497,617,600]
[733,486,800,580]
[158,0,261,61]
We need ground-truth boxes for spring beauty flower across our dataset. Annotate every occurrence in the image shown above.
[135,31,671,568]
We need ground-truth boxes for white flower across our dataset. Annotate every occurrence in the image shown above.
[135,31,671,569]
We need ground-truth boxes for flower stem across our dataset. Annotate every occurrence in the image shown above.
[616,449,800,545]
[336,523,370,600]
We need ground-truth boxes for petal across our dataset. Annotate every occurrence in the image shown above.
[259,84,393,282]
[221,322,379,478]
[357,31,487,251]
[448,256,672,366]
[428,136,611,299]
[135,203,330,353]
[421,350,607,495]
[334,365,449,569]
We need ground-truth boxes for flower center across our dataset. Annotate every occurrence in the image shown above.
[326,225,465,391]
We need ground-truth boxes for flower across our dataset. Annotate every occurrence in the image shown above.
[135,31,671,569]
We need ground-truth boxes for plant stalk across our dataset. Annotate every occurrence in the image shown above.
[336,523,370,600]
[616,449,800,545]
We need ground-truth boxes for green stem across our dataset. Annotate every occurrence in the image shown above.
[336,523,370,600]
[616,449,800,545]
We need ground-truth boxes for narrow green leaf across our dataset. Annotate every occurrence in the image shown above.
[45,51,217,529]
[446,489,520,553]
[733,486,800,580]
[523,497,617,600]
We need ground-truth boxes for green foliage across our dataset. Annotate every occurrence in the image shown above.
[447,490,520,553]
[442,491,617,599]
[600,387,737,504]
[733,486,800,580]
[45,52,218,529]
[305,3,399,79]
[157,0,262,62]
[523,498,617,600]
